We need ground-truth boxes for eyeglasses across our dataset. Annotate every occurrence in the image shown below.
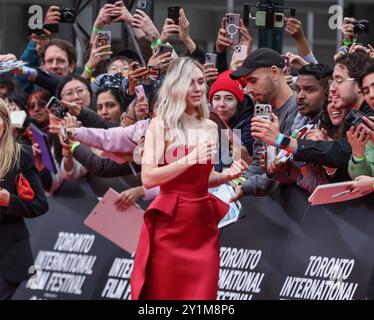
[61,87,88,99]
[108,65,129,73]
[328,78,355,87]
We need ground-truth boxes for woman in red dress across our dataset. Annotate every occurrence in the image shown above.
[131,57,248,300]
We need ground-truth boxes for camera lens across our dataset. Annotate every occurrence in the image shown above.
[353,23,364,34]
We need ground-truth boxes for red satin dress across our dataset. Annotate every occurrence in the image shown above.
[131,147,229,300]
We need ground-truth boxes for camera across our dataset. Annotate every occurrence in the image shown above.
[46,97,68,119]
[345,109,364,128]
[59,7,77,23]
[353,19,369,35]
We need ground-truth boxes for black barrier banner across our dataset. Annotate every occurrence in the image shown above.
[13,175,374,300]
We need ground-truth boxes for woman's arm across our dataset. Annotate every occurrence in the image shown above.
[141,118,216,189]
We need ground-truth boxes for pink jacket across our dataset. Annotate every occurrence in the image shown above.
[74,120,150,153]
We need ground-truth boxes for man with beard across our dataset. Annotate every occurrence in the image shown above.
[229,48,298,196]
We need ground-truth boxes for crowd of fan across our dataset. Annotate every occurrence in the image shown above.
[0,1,373,209]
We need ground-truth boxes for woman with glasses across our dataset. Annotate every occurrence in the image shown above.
[0,99,48,299]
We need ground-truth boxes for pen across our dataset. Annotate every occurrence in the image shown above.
[331,189,352,198]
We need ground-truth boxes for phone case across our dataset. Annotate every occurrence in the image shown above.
[205,53,217,67]
[97,31,111,49]
[135,85,146,100]
[136,0,153,17]
[254,104,272,120]
[225,13,241,45]
[232,45,248,61]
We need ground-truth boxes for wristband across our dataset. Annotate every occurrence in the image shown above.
[151,38,163,50]
[70,141,81,153]
[343,39,353,47]
[92,26,102,33]
[352,155,365,163]
[275,133,285,148]
[84,64,94,75]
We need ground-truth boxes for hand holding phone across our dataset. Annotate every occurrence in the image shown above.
[225,13,241,46]
[205,53,217,68]
[96,31,112,51]
[254,104,273,120]
[168,6,181,25]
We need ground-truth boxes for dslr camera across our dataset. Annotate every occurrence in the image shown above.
[59,7,77,23]
[353,19,369,35]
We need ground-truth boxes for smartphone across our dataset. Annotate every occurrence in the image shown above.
[97,31,111,51]
[205,53,217,67]
[225,13,241,45]
[46,97,68,119]
[232,45,248,61]
[243,4,250,27]
[159,44,173,55]
[135,84,146,100]
[136,0,153,17]
[168,6,181,25]
[345,109,365,128]
[254,104,272,120]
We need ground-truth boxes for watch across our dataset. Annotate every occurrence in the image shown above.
[280,135,291,149]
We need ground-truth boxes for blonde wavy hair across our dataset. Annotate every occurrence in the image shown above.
[156,57,209,144]
[0,98,21,178]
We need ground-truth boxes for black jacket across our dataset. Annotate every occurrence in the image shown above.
[294,102,374,168]
[0,145,48,283]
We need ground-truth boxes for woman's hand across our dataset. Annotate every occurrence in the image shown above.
[160,18,179,43]
[132,9,160,41]
[109,1,133,24]
[0,54,17,62]
[86,34,113,71]
[32,143,44,172]
[128,62,148,95]
[61,100,82,117]
[306,128,328,141]
[114,186,144,211]
[286,52,308,71]
[0,188,10,207]
[147,49,172,70]
[134,96,149,121]
[187,141,217,164]
[216,17,232,53]
[350,175,374,196]
[93,4,115,29]
[347,125,369,158]
[238,19,253,53]
[222,159,249,181]
[203,63,219,83]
